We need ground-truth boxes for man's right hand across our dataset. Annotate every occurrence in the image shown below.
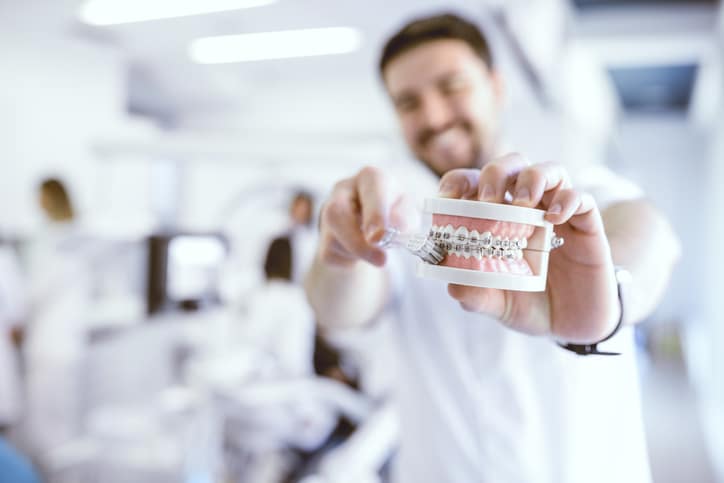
[317,166,408,268]
[306,166,407,328]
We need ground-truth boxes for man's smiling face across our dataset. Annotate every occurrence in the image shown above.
[383,38,503,177]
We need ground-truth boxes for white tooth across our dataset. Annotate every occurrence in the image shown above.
[519,237,528,249]
[443,225,454,241]
[516,249,523,261]
[481,231,492,247]
[454,226,468,245]
[502,238,510,249]
[461,245,471,259]
[483,247,494,258]
[504,249,515,260]
[472,247,482,260]
[432,129,458,150]
[493,236,502,249]
[468,230,480,247]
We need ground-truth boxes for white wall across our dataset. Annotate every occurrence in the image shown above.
[0,21,129,234]
[608,116,707,322]
[700,111,724,483]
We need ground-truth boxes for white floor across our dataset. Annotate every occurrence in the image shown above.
[640,356,718,483]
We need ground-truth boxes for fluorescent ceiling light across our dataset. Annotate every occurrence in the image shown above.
[189,27,363,64]
[79,0,277,26]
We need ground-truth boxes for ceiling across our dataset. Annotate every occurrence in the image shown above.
[2,0,721,128]
[76,0,489,123]
[572,0,717,10]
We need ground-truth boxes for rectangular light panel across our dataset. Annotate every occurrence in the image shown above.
[189,27,363,64]
[80,0,277,26]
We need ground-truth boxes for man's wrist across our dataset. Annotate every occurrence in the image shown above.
[557,266,630,356]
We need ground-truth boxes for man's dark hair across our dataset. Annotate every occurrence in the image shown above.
[263,236,292,281]
[379,13,494,76]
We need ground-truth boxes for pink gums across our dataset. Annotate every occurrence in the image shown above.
[432,214,535,275]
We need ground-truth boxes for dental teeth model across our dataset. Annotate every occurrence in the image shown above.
[415,197,562,292]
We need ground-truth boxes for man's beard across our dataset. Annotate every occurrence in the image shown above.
[418,141,486,178]
[415,121,486,178]
[420,155,481,178]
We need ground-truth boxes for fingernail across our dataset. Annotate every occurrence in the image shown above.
[365,224,382,242]
[547,204,562,215]
[480,184,495,201]
[437,182,459,198]
[514,187,530,204]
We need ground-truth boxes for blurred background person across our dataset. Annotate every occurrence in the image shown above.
[243,236,315,379]
[23,177,95,458]
[0,241,40,483]
[38,178,74,224]
[0,242,27,435]
[287,190,317,284]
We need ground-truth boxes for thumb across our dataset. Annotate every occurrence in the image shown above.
[447,284,507,319]
[438,169,481,200]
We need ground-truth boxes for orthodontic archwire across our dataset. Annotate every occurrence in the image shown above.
[429,226,564,257]
[377,226,564,265]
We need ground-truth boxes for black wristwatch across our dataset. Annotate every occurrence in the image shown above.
[557,267,631,356]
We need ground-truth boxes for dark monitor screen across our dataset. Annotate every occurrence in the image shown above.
[146,232,228,315]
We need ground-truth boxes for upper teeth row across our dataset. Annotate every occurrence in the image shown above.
[429,225,528,250]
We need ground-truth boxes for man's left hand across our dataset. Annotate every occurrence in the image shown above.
[438,153,619,344]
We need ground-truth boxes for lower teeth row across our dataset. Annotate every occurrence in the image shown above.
[436,243,523,261]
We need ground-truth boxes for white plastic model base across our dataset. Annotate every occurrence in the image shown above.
[417,197,554,292]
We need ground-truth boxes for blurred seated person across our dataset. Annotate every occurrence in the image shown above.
[242,236,315,379]
[220,237,333,482]
[313,333,358,389]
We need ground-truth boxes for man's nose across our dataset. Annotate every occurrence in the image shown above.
[418,93,454,131]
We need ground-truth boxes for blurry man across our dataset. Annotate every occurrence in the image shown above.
[305,13,680,483]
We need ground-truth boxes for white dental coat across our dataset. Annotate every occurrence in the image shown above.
[0,245,27,426]
[387,161,651,483]
[23,222,95,452]
[242,279,316,379]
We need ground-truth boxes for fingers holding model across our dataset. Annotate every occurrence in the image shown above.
[317,167,408,268]
[440,154,619,342]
